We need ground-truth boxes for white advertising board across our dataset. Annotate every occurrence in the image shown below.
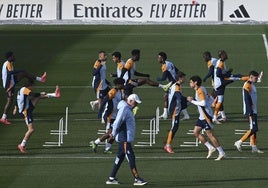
[62,0,219,22]
[223,0,268,22]
[0,0,57,20]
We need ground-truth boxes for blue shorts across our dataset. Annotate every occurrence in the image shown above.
[124,79,138,96]
[196,119,213,130]
[97,87,109,99]
[246,113,258,132]
[20,102,35,125]
[215,85,225,96]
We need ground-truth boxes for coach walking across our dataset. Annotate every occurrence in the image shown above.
[105,94,148,186]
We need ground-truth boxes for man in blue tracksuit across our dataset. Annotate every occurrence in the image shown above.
[106,94,148,186]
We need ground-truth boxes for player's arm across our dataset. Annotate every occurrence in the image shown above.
[120,60,132,78]
[174,91,182,112]
[111,106,125,137]
[168,89,182,114]
[216,66,223,78]
[120,67,128,78]
[98,89,115,119]
[203,65,214,82]
[173,65,180,75]
[189,90,206,107]
[191,98,206,106]
[216,60,226,78]
[98,95,109,119]
[157,71,169,81]
[5,63,26,76]
[243,87,253,116]
[92,67,102,76]
[105,79,111,86]
[92,61,102,76]
[6,62,13,75]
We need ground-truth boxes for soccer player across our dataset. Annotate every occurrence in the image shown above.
[110,51,128,84]
[157,51,190,120]
[212,50,252,124]
[119,49,149,81]
[90,51,110,111]
[202,51,218,83]
[111,50,171,97]
[163,71,187,154]
[187,75,226,160]
[89,78,125,154]
[202,51,228,123]
[1,51,47,125]
[234,71,264,153]
[15,79,60,153]
[106,94,148,186]
[204,51,263,124]
[113,50,171,115]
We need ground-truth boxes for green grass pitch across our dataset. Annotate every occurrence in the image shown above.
[0,25,268,188]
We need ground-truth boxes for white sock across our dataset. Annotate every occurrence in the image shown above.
[105,143,112,151]
[220,111,226,118]
[1,114,7,119]
[158,84,164,88]
[21,140,27,147]
[36,76,42,82]
[47,93,56,98]
[182,109,189,117]
[216,146,225,155]
[229,76,240,81]
[163,108,168,114]
[94,100,98,105]
[204,141,214,150]
[252,145,257,150]
[95,138,101,145]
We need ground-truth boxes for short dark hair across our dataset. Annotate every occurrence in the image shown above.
[203,51,212,60]
[175,71,186,80]
[249,70,259,77]
[177,71,186,78]
[113,78,125,85]
[112,52,121,59]
[98,50,106,54]
[218,50,227,58]
[5,51,13,59]
[158,52,167,61]
[190,75,202,86]
[131,49,140,56]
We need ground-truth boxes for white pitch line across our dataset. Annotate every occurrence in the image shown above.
[262,34,268,62]
[0,156,265,160]
[0,33,261,37]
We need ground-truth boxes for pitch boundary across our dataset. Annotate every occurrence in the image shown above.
[0,33,263,37]
[0,155,266,160]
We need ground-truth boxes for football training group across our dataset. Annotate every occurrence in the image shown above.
[1,49,264,186]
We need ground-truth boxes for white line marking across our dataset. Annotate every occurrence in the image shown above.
[262,34,268,62]
[0,33,262,37]
[0,156,265,159]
